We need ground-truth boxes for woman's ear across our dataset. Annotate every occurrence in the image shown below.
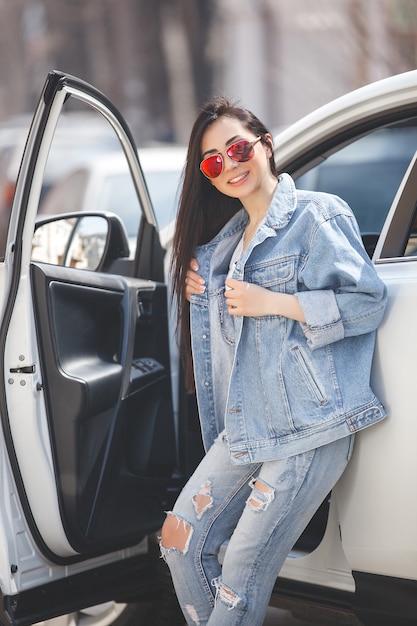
[263,133,274,158]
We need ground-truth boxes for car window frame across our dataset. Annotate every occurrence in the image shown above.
[373,149,417,261]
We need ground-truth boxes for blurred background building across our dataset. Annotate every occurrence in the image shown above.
[0,0,416,144]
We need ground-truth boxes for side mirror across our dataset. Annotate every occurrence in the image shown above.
[32,212,130,271]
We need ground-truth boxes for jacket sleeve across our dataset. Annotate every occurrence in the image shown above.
[295,210,387,350]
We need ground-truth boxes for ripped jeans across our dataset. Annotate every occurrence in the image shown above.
[160,431,354,626]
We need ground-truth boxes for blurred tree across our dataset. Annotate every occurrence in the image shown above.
[181,0,214,106]
[388,0,417,70]
[0,0,38,114]
[0,0,214,144]
[349,0,371,86]
[0,0,415,142]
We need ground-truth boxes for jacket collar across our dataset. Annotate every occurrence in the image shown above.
[265,173,298,229]
[209,173,297,246]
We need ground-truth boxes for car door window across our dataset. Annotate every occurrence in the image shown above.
[295,123,417,257]
[38,105,138,251]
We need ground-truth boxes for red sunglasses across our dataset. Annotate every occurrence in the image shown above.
[200,136,262,179]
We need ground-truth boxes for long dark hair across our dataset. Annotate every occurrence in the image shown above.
[171,96,278,392]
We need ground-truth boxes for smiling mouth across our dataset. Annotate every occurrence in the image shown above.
[229,172,248,184]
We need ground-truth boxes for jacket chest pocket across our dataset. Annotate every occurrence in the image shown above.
[244,258,295,293]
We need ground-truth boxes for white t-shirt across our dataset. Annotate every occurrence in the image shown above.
[226,236,244,289]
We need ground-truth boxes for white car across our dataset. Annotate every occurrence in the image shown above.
[0,69,417,626]
[39,146,186,249]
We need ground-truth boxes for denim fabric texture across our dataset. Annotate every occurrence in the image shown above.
[162,431,354,625]
[190,174,388,464]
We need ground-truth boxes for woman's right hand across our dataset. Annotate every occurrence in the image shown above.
[185,258,205,301]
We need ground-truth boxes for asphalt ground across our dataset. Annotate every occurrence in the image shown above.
[263,607,322,625]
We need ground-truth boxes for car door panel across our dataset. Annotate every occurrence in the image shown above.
[30,261,176,555]
[333,151,417,580]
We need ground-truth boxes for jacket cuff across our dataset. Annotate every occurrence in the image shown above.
[295,290,344,349]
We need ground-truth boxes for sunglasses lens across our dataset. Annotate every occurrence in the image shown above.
[201,154,223,178]
[227,140,254,162]
[200,138,259,178]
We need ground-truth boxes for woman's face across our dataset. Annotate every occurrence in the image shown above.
[200,116,275,201]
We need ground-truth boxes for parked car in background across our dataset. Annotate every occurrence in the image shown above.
[39,146,186,256]
[1,69,417,626]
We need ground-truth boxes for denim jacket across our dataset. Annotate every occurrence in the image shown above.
[190,174,388,465]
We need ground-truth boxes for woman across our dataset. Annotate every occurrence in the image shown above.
[160,97,387,626]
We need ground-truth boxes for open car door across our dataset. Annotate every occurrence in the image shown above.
[0,71,181,625]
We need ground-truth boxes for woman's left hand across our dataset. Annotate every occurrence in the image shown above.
[225,278,275,316]
[225,278,306,321]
